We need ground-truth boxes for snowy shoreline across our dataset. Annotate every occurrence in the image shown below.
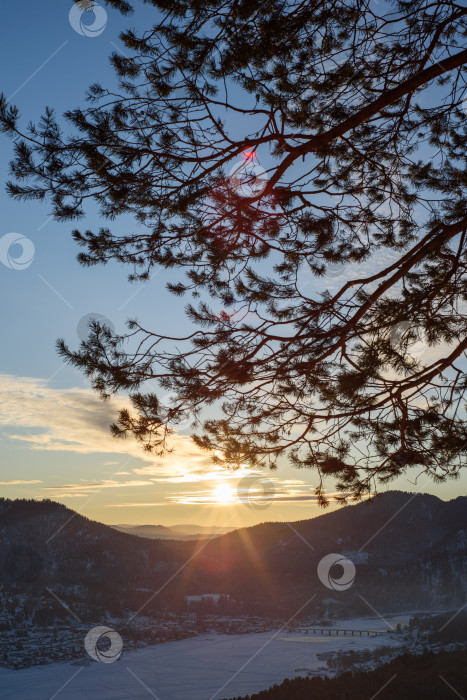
[0,612,435,700]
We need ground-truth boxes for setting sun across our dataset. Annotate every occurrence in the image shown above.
[213,483,236,505]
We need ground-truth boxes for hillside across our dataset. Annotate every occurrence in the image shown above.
[223,649,467,700]
[186,490,467,616]
[1,491,467,618]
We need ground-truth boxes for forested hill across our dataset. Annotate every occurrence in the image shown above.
[2,491,467,616]
[223,649,467,700]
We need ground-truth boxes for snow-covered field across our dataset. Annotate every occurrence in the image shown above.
[0,614,416,700]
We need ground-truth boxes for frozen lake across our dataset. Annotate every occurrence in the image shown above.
[0,614,415,700]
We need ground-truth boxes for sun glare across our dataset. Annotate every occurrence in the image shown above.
[213,483,235,505]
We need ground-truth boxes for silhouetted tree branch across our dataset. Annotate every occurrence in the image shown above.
[2,0,467,503]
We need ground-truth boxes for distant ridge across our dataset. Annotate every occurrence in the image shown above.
[112,522,236,540]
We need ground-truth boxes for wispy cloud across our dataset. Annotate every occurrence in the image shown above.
[167,478,327,507]
[0,374,340,513]
[46,493,88,498]
[0,374,145,458]
[43,480,154,493]
[0,479,42,485]
[134,464,258,483]
[105,502,167,508]
[0,374,224,483]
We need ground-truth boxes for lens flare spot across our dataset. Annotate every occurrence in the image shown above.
[213,483,235,505]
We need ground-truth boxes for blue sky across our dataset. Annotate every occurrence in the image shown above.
[0,1,464,527]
